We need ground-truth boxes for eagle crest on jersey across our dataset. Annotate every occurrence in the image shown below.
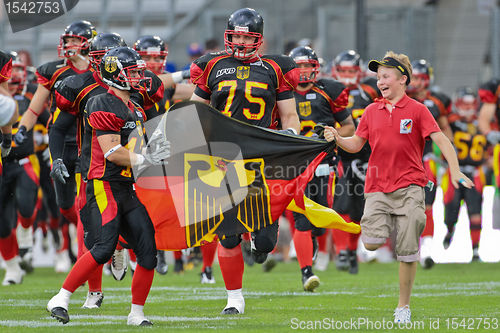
[184,153,272,247]
[104,56,118,73]
[298,101,312,117]
[236,66,250,80]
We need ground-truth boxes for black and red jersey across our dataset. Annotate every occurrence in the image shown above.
[4,84,49,160]
[36,59,91,114]
[191,52,299,127]
[0,50,12,83]
[294,78,349,136]
[143,86,175,120]
[411,90,450,155]
[80,90,146,182]
[336,81,379,162]
[449,118,487,167]
[479,78,500,123]
[55,70,164,154]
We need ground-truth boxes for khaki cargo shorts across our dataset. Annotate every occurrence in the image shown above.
[360,185,426,262]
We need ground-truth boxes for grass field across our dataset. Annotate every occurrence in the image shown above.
[0,261,499,332]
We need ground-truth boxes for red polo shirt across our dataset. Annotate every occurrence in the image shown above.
[355,94,440,193]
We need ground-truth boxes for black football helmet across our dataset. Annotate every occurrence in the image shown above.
[407,59,433,93]
[289,46,319,83]
[100,47,150,91]
[133,35,168,74]
[89,33,127,71]
[453,86,478,121]
[332,50,362,87]
[224,8,264,60]
[58,20,97,58]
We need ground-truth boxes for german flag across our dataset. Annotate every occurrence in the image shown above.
[134,101,360,250]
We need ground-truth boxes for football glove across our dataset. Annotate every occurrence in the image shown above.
[50,158,70,184]
[312,123,327,139]
[144,129,171,164]
[13,125,28,146]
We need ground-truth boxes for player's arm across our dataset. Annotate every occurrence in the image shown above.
[172,83,195,100]
[277,97,300,133]
[478,102,496,135]
[18,84,50,131]
[49,112,76,160]
[98,133,137,167]
[430,131,473,189]
[158,70,191,89]
[190,92,210,104]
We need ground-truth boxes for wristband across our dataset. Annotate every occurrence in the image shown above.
[104,144,122,159]
[2,133,12,146]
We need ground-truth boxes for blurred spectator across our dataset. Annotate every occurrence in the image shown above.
[204,38,220,53]
[182,42,204,70]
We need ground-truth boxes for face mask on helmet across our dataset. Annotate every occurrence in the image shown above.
[100,48,151,91]
[295,59,319,83]
[57,21,96,58]
[454,93,478,121]
[133,36,168,74]
[333,64,361,87]
[224,28,263,60]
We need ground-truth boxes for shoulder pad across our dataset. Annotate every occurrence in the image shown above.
[262,54,296,72]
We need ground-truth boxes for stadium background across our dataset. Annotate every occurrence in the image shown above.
[0,0,499,264]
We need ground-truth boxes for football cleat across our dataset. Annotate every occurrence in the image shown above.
[221,294,245,315]
[301,266,320,292]
[156,250,168,275]
[47,293,70,324]
[200,267,215,284]
[81,291,104,309]
[18,247,34,274]
[472,246,480,262]
[54,250,72,273]
[348,250,359,274]
[111,249,127,281]
[174,258,184,273]
[335,250,349,271]
[127,312,153,326]
[2,258,25,286]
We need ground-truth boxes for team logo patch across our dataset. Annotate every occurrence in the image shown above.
[298,101,312,117]
[400,119,413,134]
[236,66,250,80]
[104,56,118,73]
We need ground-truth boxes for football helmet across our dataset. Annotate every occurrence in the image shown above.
[89,32,127,71]
[58,20,97,58]
[100,47,150,91]
[7,51,27,93]
[453,86,478,121]
[407,59,433,93]
[133,35,168,75]
[289,46,319,84]
[224,8,264,60]
[332,50,362,87]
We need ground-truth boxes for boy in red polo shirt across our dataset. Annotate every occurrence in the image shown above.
[324,51,473,324]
